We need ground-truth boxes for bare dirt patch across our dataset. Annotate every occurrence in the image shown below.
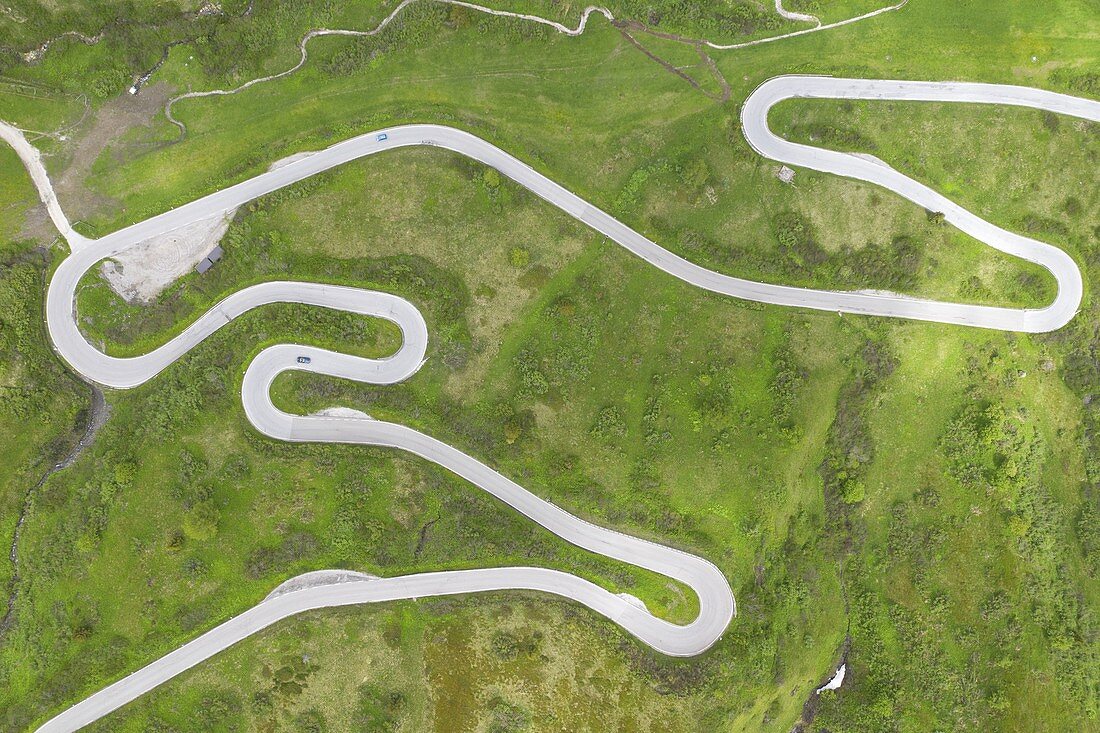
[49,82,174,227]
[100,213,231,302]
[99,149,317,303]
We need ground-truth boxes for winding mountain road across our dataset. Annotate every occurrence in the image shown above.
[0,75,1092,731]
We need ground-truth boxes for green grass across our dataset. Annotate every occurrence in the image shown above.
[0,0,1097,730]
[0,253,86,626]
[26,0,1087,306]
[0,145,40,243]
[0,154,87,724]
[2,143,852,729]
[770,97,1099,306]
[83,599,721,732]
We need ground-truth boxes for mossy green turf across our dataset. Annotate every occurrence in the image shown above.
[0,0,1097,730]
[4,2,1078,300]
[0,161,86,634]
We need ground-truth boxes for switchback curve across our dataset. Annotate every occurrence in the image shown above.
[6,74,1094,731]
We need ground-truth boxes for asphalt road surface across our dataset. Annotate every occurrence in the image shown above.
[17,76,1096,731]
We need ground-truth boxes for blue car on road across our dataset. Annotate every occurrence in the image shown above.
[376,133,388,142]
[297,356,311,364]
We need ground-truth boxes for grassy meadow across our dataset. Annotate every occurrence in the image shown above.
[0,0,1096,730]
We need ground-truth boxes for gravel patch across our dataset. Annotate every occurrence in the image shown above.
[265,569,379,601]
[101,213,231,302]
[101,149,316,303]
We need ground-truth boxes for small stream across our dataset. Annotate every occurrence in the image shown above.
[790,634,850,732]
[0,382,109,634]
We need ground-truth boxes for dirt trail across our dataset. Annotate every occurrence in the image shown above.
[705,0,907,50]
[614,19,731,102]
[162,0,906,135]
[8,83,174,247]
[0,119,75,242]
[774,0,819,25]
[50,83,174,228]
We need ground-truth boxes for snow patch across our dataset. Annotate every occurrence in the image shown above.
[817,663,846,693]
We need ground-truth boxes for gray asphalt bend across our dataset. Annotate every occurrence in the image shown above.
[36,288,730,726]
[32,76,1098,730]
[740,75,1098,331]
[37,308,735,732]
[46,77,1099,364]
[38,569,719,732]
[38,340,734,732]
